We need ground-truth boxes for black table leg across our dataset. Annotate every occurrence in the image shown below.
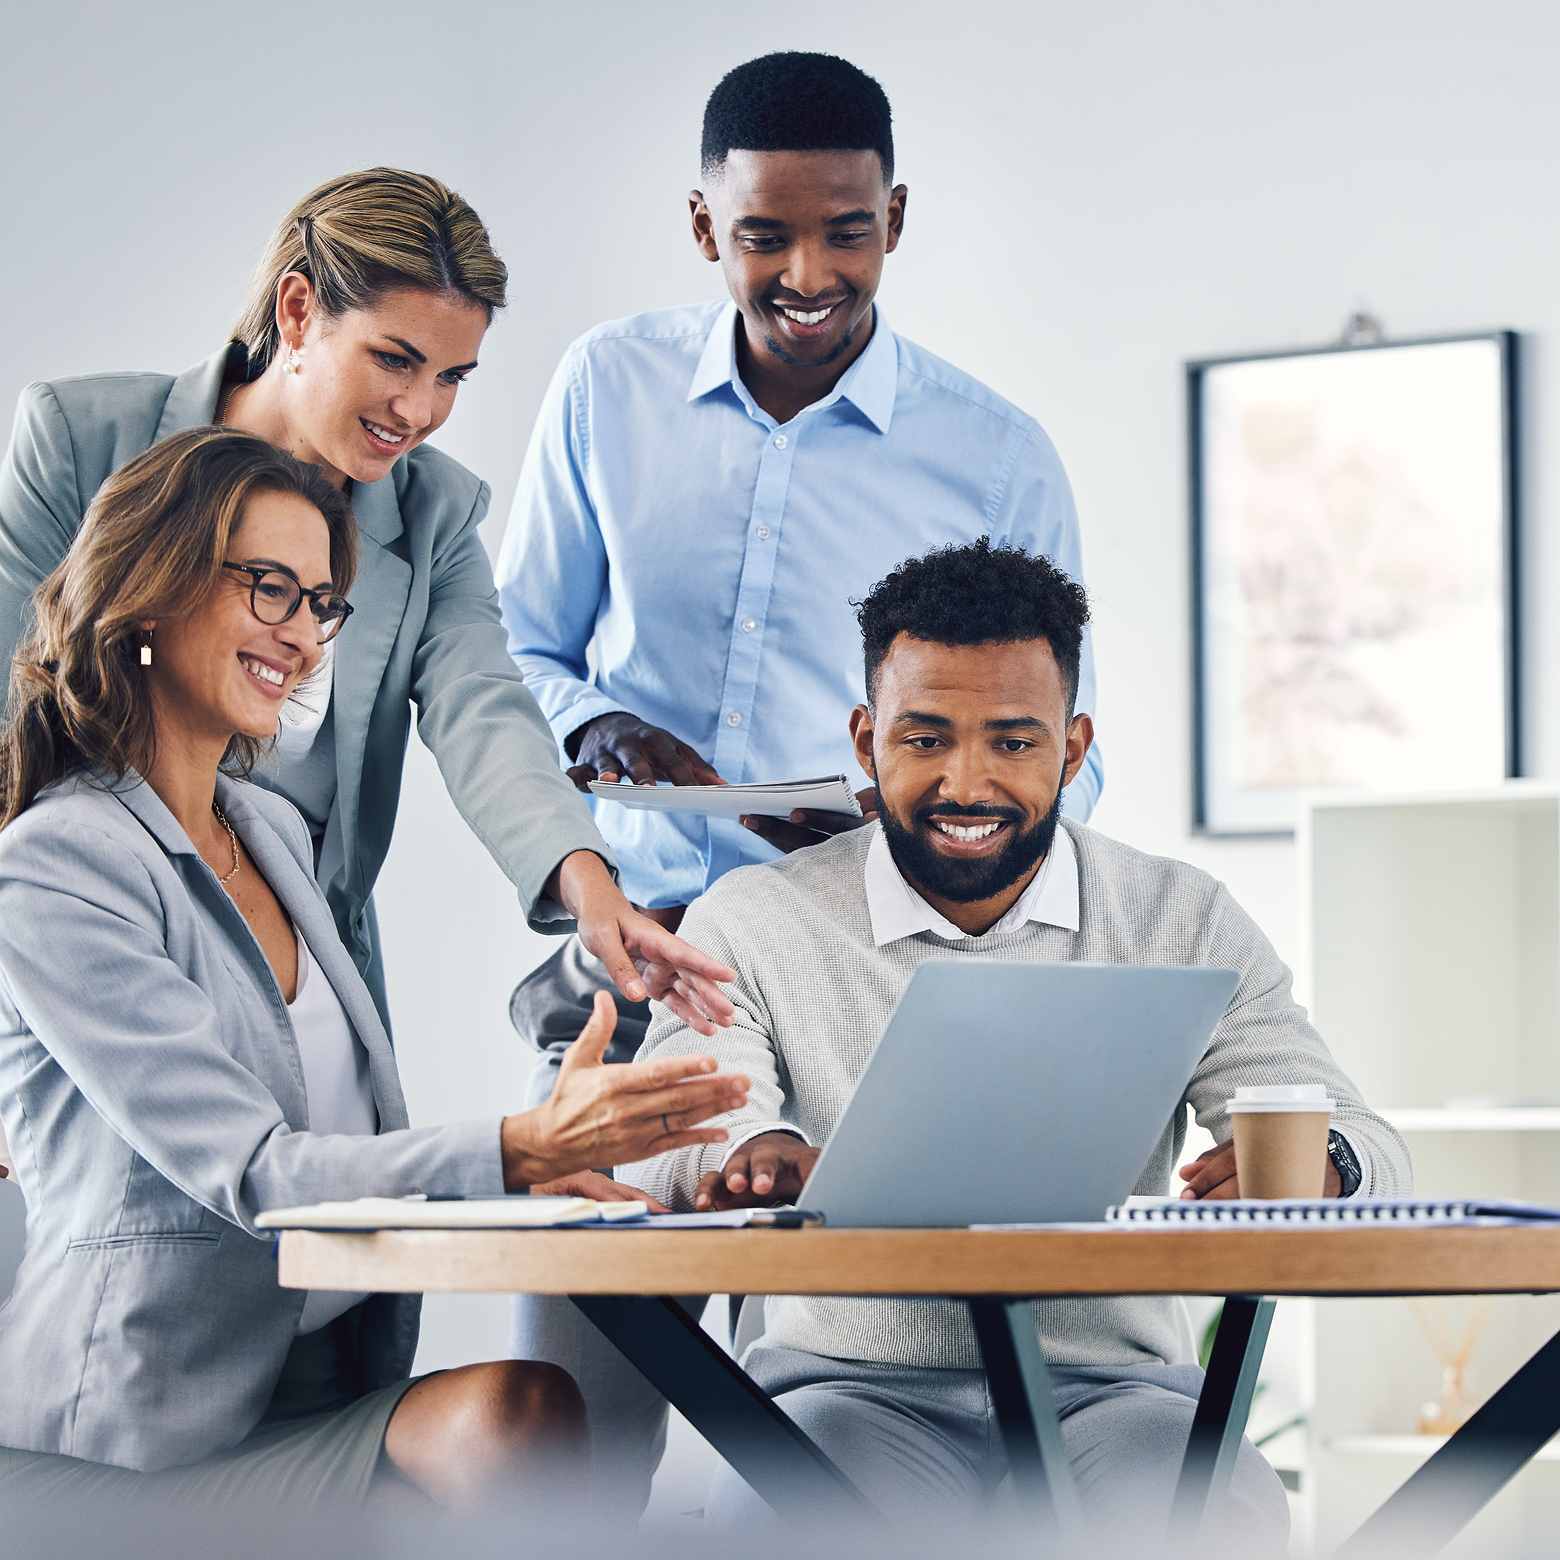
[571,1293,876,1524]
[1169,1296,1275,1542]
[1339,1324,1560,1557]
[969,1298,1084,1534]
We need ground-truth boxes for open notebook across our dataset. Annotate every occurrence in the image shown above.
[257,1196,651,1231]
[256,1199,821,1231]
[1107,1197,1560,1225]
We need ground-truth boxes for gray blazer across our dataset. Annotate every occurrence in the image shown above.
[0,347,611,1022]
[0,771,504,1470]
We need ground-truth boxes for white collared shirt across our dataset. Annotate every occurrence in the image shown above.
[863,820,1080,945]
[720,823,1080,1165]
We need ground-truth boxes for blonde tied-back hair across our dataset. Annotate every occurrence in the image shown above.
[232,168,509,372]
[0,428,357,830]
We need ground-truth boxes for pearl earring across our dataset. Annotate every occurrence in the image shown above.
[282,346,303,376]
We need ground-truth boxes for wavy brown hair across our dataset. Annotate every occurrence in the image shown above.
[0,427,356,830]
[232,167,509,374]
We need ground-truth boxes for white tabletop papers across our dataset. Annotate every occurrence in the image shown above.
[589,775,862,821]
[257,1197,650,1231]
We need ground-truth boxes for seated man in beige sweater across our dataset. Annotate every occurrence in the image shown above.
[622,539,1409,1543]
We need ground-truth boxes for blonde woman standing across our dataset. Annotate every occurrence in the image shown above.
[0,168,733,1053]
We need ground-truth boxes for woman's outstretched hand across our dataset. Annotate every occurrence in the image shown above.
[500,992,748,1189]
[551,850,736,1034]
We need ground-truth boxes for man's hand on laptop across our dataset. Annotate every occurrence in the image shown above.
[1177,1140,1342,1200]
[694,1132,820,1210]
[740,786,880,854]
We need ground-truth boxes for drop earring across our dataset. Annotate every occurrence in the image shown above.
[282,345,303,376]
[140,635,152,667]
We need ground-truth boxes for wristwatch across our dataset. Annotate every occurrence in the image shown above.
[1326,1129,1363,1197]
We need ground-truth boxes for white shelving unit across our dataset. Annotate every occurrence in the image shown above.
[1326,1434,1560,1463]
[1381,1107,1560,1133]
[1293,785,1560,1554]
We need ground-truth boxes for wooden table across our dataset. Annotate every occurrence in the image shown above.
[279,1223,1560,1551]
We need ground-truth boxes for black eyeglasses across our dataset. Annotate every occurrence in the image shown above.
[221,562,354,644]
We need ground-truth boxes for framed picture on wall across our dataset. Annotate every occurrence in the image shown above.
[1189,331,1519,836]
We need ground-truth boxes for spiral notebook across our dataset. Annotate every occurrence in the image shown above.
[1106,1197,1560,1225]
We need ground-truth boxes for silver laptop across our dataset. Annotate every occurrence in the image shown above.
[789,961,1238,1228]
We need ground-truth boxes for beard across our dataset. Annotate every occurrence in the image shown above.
[761,324,859,370]
[878,786,1065,905]
[760,298,861,369]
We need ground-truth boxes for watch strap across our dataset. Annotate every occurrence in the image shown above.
[1327,1129,1363,1197]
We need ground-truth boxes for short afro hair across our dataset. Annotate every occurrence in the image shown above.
[701,52,894,182]
[855,538,1092,711]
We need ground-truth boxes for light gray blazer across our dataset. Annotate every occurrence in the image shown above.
[0,771,504,1470]
[0,347,611,1022]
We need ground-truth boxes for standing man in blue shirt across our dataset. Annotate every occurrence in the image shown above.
[495,51,1104,1512]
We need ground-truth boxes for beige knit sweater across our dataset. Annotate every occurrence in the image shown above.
[622,822,1411,1371]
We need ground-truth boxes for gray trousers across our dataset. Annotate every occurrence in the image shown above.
[707,1343,1291,1547]
[509,942,1288,1544]
[511,937,679,1521]
[509,934,652,1069]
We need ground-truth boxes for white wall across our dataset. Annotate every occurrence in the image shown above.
[3,0,1557,1367]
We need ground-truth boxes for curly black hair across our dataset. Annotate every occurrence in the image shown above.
[856,537,1092,710]
[701,52,894,181]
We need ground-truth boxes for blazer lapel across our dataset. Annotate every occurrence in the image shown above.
[106,770,201,859]
[153,347,233,440]
[329,474,412,907]
[218,781,409,1131]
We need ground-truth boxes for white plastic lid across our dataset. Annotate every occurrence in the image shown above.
[1227,1084,1336,1115]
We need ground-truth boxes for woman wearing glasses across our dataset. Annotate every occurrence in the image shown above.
[0,166,733,1043]
[0,428,749,1503]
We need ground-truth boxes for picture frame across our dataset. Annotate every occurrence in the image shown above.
[1189,331,1519,836]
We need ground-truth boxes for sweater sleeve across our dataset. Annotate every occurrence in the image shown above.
[1186,882,1413,1197]
[617,891,791,1209]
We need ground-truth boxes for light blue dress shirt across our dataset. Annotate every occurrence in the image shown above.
[497,300,1102,908]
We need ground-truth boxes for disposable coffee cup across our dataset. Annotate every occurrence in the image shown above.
[1227,1085,1334,1199]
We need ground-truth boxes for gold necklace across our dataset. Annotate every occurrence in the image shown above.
[211,801,241,885]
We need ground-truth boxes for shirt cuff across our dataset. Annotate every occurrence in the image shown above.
[719,1122,809,1171]
[552,693,631,759]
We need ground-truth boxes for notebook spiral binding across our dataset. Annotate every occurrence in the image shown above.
[1104,1197,1559,1225]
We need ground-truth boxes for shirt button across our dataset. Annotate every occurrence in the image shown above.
[741,617,757,633]
[726,712,743,727]
[773,434,789,449]
[756,525,771,540]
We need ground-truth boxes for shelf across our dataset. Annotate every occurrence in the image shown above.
[1382,1108,1560,1133]
[1306,783,1560,815]
[1326,1434,1560,1463]
[1302,787,1560,1532]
